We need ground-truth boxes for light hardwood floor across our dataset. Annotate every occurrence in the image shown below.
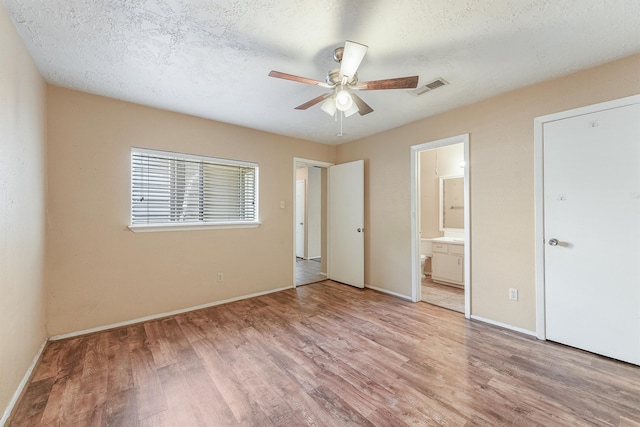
[8,280,640,426]
[421,278,464,313]
[295,258,325,286]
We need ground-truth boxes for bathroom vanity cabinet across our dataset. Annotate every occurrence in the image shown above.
[431,240,464,287]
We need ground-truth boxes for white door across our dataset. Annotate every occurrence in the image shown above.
[295,180,305,259]
[544,103,640,365]
[328,160,364,288]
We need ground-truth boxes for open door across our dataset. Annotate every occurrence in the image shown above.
[328,160,364,288]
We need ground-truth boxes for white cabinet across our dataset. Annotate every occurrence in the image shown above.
[432,241,464,287]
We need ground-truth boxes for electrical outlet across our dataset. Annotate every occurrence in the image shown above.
[217,273,224,283]
[509,288,519,301]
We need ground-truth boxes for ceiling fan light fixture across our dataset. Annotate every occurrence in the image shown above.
[320,96,337,116]
[335,88,353,111]
[343,102,360,118]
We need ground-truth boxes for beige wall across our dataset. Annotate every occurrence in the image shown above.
[0,4,47,420]
[420,144,464,238]
[46,87,335,335]
[336,54,640,332]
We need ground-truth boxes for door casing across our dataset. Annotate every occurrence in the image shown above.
[410,134,470,318]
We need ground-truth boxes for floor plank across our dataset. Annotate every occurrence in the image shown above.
[8,280,640,426]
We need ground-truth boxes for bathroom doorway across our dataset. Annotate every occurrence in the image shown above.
[410,134,470,318]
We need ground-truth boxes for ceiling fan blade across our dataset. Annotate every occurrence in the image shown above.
[356,76,419,90]
[350,93,374,116]
[269,71,331,88]
[339,41,368,82]
[295,93,331,110]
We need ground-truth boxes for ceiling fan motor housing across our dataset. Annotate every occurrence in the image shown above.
[333,46,344,63]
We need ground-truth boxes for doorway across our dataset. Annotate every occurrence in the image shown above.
[293,158,365,289]
[294,159,331,286]
[411,134,470,318]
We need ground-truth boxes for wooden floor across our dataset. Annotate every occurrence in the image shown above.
[421,278,464,313]
[9,281,640,426]
[295,258,325,286]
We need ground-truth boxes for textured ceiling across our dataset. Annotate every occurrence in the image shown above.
[5,0,640,144]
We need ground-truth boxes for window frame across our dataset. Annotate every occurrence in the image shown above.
[128,147,260,232]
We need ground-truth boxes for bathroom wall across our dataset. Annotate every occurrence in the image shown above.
[0,3,48,421]
[419,144,464,238]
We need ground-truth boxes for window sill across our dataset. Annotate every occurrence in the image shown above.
[128,221,262,233]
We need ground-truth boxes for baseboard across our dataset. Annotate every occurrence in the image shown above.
[365,284,412,301]
[1,339,48,427]
[49,285,294,341]
[470,315,536,337]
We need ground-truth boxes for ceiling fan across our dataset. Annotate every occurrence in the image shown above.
[269,41,419,117]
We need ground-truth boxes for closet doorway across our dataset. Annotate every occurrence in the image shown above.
[294,159,329,286]
[410,134,470,318]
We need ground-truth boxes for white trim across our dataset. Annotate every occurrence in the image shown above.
[470,315,537,337]
[49,286,293,341]
[533,110,546,340]
[1,339,48,427]
[365,284,412,301]
[533,94,640,340]
[128,221,261,233]
[410,134,471,319]
[462,139,470,318]
[294,158,334,169]
[534,94,640,124]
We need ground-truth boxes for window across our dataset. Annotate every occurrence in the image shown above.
[130,148,259,231]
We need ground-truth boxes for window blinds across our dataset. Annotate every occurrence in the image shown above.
[131,149,258,226]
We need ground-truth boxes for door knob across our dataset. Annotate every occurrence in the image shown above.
[357,228,362,232]
[299,222,303,225]
[548,238,559,246]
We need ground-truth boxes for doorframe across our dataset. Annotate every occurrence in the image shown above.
[410,134,470,318]
[293,158,334,288]
[533,94,640,340]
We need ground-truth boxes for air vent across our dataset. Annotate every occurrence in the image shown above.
[409,78,448,96]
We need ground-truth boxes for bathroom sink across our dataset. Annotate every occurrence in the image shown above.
[431,237,465,244]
